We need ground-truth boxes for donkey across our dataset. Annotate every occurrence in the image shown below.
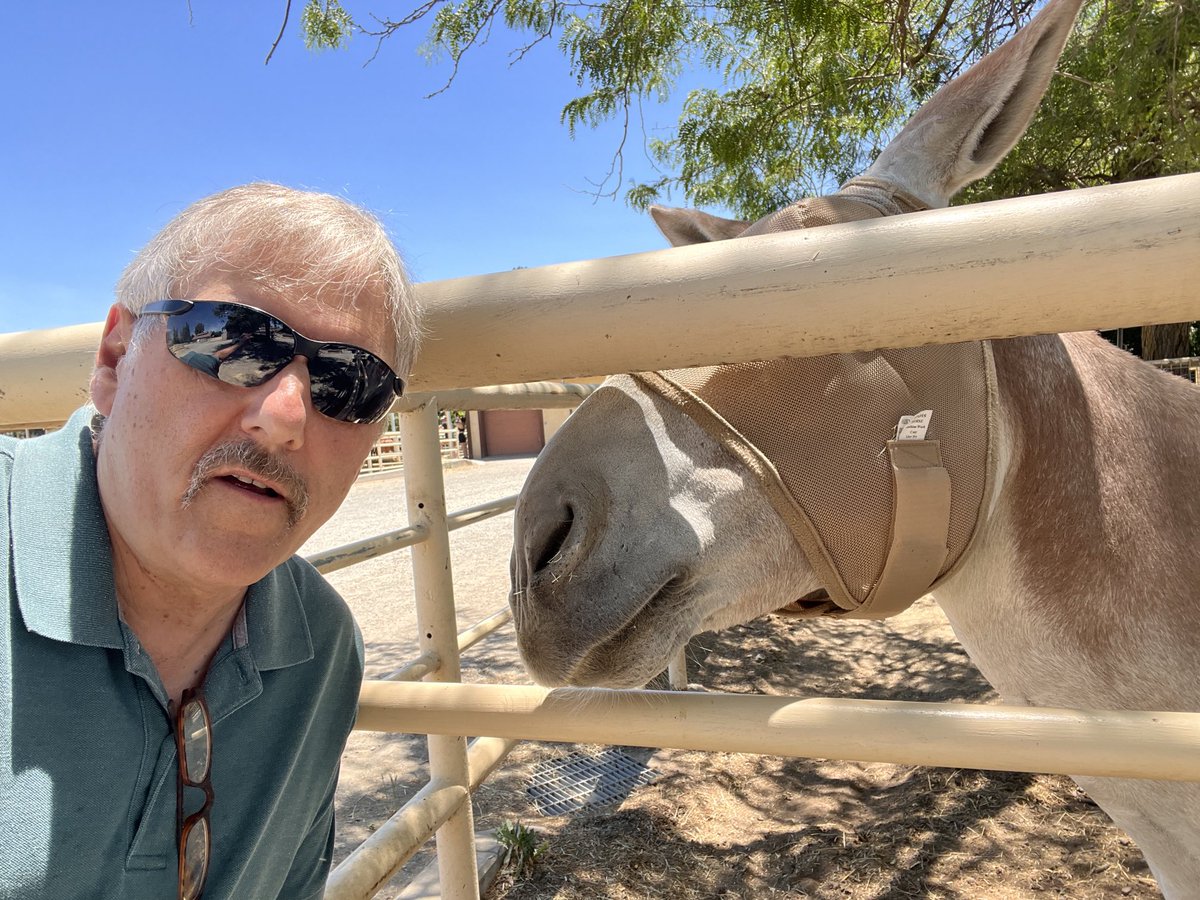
[508,0,1200,894]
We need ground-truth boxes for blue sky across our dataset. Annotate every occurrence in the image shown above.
[0,1,705,334]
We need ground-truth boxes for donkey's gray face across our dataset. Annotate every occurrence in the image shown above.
[509,376,818,687]
[509,0,1084,687]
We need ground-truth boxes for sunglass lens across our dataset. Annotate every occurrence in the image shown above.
[155,301,398,424]
[309,348,396,424]
[164,303,293,388]
[180,816,210,900]
[214,328,295,388]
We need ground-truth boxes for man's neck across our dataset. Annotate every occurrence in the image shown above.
[111,542,246,707]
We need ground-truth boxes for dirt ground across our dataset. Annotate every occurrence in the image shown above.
[303,459,1161,900]
[480,602,1159,900]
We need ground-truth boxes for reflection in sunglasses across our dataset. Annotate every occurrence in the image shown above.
[141,299,404,424]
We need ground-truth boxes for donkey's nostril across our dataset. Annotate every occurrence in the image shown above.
[531,504,574,575]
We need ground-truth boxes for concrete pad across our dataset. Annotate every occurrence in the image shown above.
[391,832,507,900]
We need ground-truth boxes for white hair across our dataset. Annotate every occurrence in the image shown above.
[116,182,420,376]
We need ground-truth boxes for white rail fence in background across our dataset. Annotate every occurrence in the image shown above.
[358,426,462,475]
[3,175,1200,900]
[1149,355,1200,383]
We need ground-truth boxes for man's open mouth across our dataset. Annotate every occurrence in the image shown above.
[221,473,283,499]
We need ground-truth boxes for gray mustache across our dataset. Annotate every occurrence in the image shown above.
[182,440,310,528]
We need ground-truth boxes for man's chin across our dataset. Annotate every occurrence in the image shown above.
[188,538,299,589]
[187,515,309,574]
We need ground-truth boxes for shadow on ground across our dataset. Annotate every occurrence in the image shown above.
[473,602,1157,900]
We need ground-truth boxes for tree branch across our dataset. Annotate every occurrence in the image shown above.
[424,0,506,97]
[909,0,954,70]
[363,1,446,65]
[265,0,292,65]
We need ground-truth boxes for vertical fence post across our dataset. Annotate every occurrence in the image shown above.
[667,648,688,690]
[399,401,480,900]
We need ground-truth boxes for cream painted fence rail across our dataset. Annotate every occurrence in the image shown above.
[4,176,1200,425]
[3,176,1200,899]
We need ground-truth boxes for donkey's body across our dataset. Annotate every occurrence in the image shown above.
[508,0,1200,894]
[936,332,1200,897]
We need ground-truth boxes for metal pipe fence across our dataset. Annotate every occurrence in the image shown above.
[356,682,1200,783]
[306,387,571,898]
[5,174,1199,423]
[1148,355,1200,383]
[323,176,1200,899]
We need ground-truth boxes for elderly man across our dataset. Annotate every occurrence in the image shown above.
[0,183,420,899]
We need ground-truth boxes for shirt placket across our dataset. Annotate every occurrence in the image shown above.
[117,624,178,886]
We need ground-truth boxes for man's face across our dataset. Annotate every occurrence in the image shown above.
[91,276,394,597]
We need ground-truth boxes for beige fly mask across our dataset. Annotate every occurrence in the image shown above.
[634,180,999,618]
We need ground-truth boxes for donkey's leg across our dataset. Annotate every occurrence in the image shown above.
[1071,777,1200,900]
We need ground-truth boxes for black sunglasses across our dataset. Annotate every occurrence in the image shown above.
[140,299,405,424]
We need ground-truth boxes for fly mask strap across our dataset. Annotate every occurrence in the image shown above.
[739,178,930,236]
[858,439,952,618]
[838,177,931,217]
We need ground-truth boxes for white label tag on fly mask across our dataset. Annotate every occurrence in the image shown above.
[895,410,933,441]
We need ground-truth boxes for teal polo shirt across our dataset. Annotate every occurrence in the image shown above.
[1,408,365,899]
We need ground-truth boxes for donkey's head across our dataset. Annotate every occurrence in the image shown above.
[510,0,1084,687]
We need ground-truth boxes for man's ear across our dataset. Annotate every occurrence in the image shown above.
[90,304,135,416]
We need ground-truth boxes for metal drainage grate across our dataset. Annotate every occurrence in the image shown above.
[527,748,660,816]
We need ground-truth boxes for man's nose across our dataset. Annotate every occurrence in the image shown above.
[240,357,310,451]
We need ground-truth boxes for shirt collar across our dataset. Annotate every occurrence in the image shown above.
[244,563,315,671]
[11,406,123,649]
[11,406,314,670]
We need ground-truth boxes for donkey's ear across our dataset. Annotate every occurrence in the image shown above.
[864,0,1084,207]
[650,206,751,246]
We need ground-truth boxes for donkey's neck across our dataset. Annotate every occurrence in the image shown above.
[934,332,1200,711]
[995,332,1200,612]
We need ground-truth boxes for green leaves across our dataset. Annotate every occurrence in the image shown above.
[302,0,1198,217]
[302,0,355,51]
[963,0,1198,203]
[558,0,690,135]
[496,820,547,878]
